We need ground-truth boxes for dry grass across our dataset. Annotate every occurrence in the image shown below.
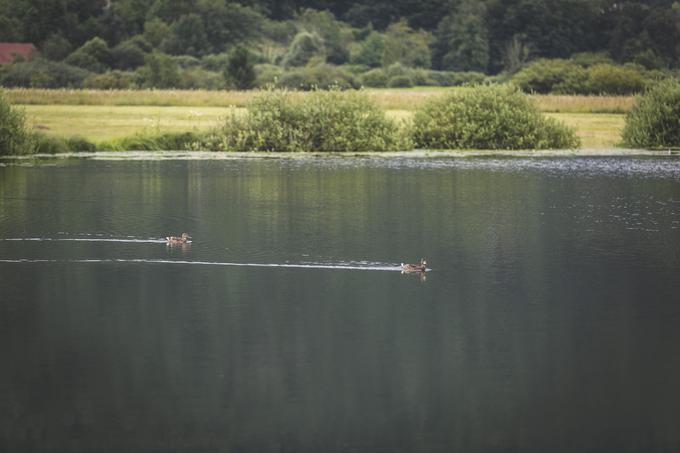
[6,87,636,113]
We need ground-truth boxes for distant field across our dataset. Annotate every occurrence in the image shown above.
[21,104,625,148]
[7,88,635,113]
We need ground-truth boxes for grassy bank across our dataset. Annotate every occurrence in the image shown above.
[7,88,634,113]
[21,105,624,149]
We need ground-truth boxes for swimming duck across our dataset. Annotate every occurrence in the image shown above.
[166,232,191,245]
[401,258,427,273]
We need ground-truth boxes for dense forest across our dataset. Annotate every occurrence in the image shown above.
[1,0,679,91]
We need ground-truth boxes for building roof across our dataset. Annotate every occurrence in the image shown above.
[0,43,38,64]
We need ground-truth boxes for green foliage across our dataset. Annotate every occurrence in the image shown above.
[179,68,224,90]
[349,31,384,68]
[106,131,202,151]
[359,68,388,87]
[512,59,587,94]
[296,9,352,65]
[282,31,325,67]
[31,133,69,154]
[434,0,489,72]
[254,64,284,87]
[162,14,209,56]
[277,64,358,90]
[217,89,407,152]
[83,70,137,89]
[0,91,32,156]
[225,46,256,90]
[622,79,680,149]
[143,18,170,48]
[412,84,580,150]
[585,63,646,95]
[64,37,112,73]
[111,36,151,70]
[382,20,432,68]
[0,59,90,88]
[140,53,181,88]
[41,33,73,61]
[387,75,414,88]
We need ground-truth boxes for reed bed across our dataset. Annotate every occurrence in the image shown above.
[7,88,636,113]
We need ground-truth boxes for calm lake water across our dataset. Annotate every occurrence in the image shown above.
[1,156,680,452]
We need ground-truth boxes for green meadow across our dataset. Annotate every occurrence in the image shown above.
[13,88,629,149]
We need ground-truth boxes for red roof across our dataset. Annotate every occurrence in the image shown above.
[0,43,38,64]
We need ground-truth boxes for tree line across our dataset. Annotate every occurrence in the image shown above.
[1,0,679,90]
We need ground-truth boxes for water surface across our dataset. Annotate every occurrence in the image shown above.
[1,156,680,452]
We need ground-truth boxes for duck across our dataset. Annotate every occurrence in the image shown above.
[166,232,191,245]
[401,258,427,273]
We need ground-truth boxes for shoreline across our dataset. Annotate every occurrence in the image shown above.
[1,149,678,161]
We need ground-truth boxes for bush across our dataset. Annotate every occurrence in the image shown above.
[254,64,284,88]
[281,32,324,67]
[216,89,408,152]
[412,84,580,150]
[622,79,680,148]
[360,68,388,87]
[0,91,32,156]
[65,37,112,73]
[512,59,587,94]
[0,59,90,88]
[387,75,414,88]
[179,68,224,89]
[83,71,137,89]
[277,64,359,90]
[585,63,646,95]
[30,133,69,154]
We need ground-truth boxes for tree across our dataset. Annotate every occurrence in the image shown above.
[434,0,490,72]
[350,31,385,67]
[224,45,255,89]
[162,14,209,56]
[142,52,180,87]
[282,31,325,67]
[64,36,112,73]
[381,20,431,68]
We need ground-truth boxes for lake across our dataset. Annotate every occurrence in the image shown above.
[1,155,680,452]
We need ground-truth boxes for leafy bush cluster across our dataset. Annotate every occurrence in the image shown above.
[622,79,680,148]
[412,85,580,149]
[512,58,664,95]
[0,91,32,155]
[213,89,408,152]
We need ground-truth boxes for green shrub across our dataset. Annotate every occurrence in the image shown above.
[64,136,97,152]
[83,71,137,89]
[0,59,90,88]
[512,59,587,94]
[622,79,680,148]
[281,32,325,67]
[65,37,112,73]
[217,89,408,152]
[31,133,69,154]
[412,84,580,150]
[179,68,224,90]
[254,64,284,88]
[585,63,646,95]
[387,75,414,88]
[360,68,388,87]
[0,91,32,156]
[277,64,359,90]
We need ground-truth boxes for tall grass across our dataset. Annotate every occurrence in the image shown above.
[5,87,635,114]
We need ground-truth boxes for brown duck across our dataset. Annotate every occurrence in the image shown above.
[166,232,191,245]
[401,258,427,273]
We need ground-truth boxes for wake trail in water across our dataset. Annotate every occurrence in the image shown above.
[0,258,405,272]
[1,237,168,244]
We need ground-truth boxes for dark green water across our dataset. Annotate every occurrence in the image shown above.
[1,157,680,452]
